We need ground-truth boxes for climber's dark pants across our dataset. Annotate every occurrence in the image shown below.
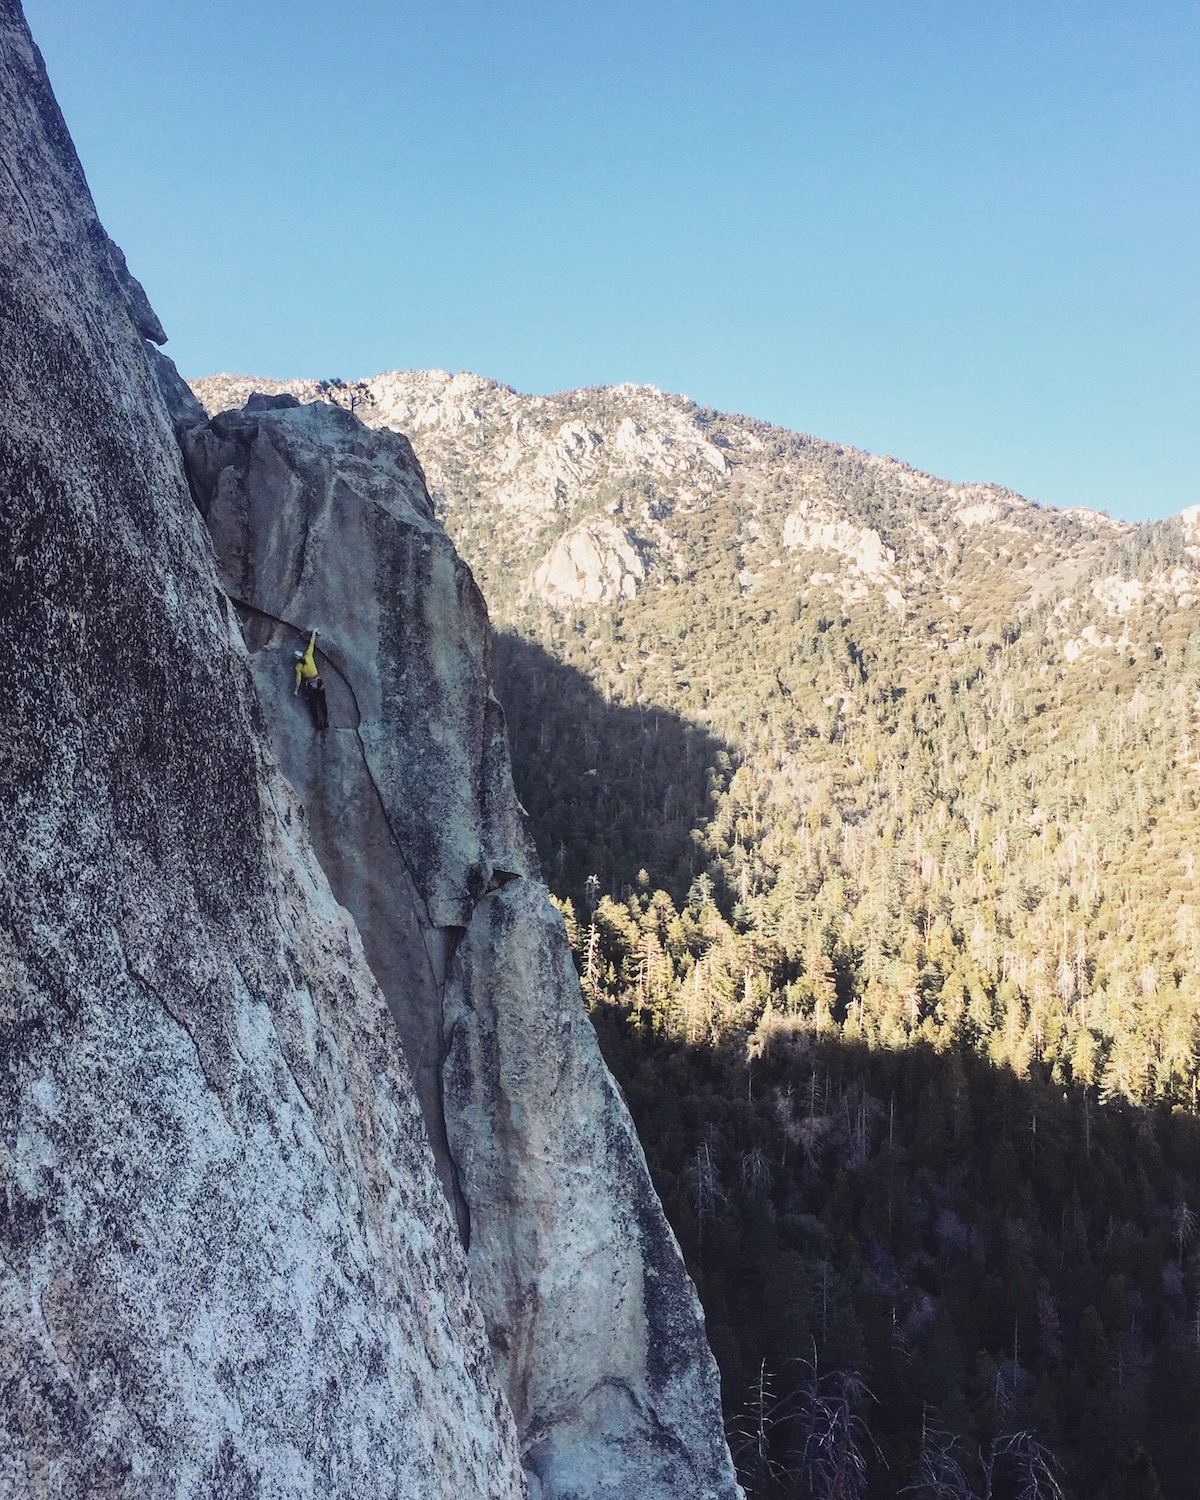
[306,680,329,729]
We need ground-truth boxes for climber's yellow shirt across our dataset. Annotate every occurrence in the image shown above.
[294,639,319,688]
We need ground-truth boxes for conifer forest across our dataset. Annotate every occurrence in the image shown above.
[494,526,1200,1500]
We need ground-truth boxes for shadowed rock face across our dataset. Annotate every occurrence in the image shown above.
[0,4,526,1496]
[172,393,743,1498]
[448,884,743,1499]
[167,387,538,1226]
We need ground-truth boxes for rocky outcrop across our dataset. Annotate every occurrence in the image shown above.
[530,518,648,607]
[171,391,741,1498]
[0,4,527,1495]
[781,504,907,608]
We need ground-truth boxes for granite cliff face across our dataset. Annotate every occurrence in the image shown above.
[0,4,527,1496]
[1,2,740,1495]
[163,386,740,1500]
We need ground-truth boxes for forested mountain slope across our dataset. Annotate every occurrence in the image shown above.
[194,369,1139,627]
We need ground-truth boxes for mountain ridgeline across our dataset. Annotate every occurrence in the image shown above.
[194,370,1200,1497]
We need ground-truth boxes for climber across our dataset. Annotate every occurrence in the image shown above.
[293,629,329,730]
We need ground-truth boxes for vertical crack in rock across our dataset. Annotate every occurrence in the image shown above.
[227,589,475,1241]
[169,384,743,1498]
[115,933,234,1128]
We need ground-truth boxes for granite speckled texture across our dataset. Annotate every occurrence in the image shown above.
[0,4,526,1494]
[0,0,741,1491]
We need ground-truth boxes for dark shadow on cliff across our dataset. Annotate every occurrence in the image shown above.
[588,1006,1200,1500]
[493,630,736,911]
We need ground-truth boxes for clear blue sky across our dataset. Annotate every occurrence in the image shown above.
[24,0,1199,520]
